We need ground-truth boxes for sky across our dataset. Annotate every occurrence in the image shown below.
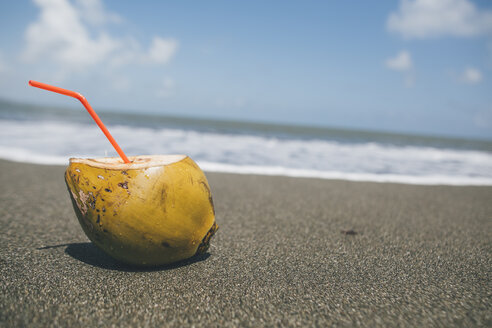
[0,0,491,140]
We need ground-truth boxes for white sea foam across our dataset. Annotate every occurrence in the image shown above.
[198,162,492,185]
[1,119,491,185]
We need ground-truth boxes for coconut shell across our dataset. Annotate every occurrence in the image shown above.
[65,155,217,266]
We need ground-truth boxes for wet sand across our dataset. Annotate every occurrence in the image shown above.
[0,159,491,327]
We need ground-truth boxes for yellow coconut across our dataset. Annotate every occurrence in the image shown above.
[65,155,218,266]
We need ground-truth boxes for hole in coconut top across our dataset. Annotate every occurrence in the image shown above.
[69,155,187,169]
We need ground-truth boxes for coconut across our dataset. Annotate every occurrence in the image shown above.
[65,155,218,266]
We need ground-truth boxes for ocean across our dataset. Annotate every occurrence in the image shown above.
[1,99,491,185]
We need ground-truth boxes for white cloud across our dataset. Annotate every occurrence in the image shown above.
[461,67,483,84]
[22,0,117,69]
[386,51,415,87]
[146,37,178,65]
[386,50,413,71]
[75,0,122,26]
[22,0,178,80]
[387,0,492,39]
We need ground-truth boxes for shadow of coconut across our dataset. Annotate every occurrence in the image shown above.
[39,242,211,272]
[65,242,211,272]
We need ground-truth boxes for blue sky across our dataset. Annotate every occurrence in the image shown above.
[0,0,491,140]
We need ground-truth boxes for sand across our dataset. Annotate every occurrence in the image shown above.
[0,159,491,327]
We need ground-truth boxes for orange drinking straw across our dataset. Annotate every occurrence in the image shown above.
[28,80,131,163]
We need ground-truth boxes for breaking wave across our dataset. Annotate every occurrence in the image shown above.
[1,118,491,185]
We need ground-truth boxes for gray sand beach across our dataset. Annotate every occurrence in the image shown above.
[0,158,491,327]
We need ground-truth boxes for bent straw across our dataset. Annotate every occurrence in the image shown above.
[28,80,131,163]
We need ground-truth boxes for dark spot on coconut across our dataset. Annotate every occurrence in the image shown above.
[199,181,211,195]
[102,207,106,212]
[160,188,167,202]
[105,188,112,192]
[96,214,100,224]
[209,196,215,215]
[161,241,171,248]
[196,222,218,255]
[93,186,96,189]
[88,194,96,210]
[121,171,128,175]
[101,198,105,202]
[118,181,128,189]
[96,209,100,212]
